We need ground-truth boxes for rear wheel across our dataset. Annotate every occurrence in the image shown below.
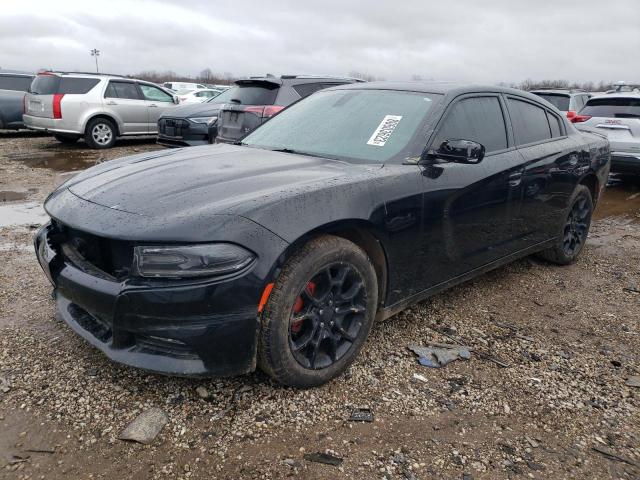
[537,184,593,265]
[258,235,378,387]
[53,134,79,145]
[85,118,116,149]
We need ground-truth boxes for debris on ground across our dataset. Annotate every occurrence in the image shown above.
[303,452,343,466]
[0,376,10,393]
[349,408,374,422]
[409,343,471,368]
[118,408,169,445]
[195,385,209,399]
[626,376,640,388]
[592,446,640,467]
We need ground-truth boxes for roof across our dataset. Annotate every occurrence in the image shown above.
[0,69,34,77]
[588,92,640,101]
[331,81,542,99]
[530,88,587,95]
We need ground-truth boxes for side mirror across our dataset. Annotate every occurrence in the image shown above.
[427,139,485,164]
[173,95,180,105]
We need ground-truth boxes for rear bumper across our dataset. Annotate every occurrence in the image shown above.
[611,152,640,174]
[35,223,262,377]
[23,115,82,135]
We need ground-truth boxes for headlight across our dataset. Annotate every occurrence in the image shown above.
[189,116,217,125]
[133,243,255,278]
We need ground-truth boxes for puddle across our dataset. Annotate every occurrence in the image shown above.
[0,202,48,228]
[594,176,640,223]
[0,190,28,202]
[6,151,100,172]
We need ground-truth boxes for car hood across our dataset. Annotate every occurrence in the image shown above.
[160,102,224,118]
[61,144,381,220]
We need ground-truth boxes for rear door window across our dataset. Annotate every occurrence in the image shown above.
[507,98,552,145]
[139,84,173,102]
[547,111,563,137]
[433,96,508,153]
[0,75,33,92]
[581,97,640,118]
[105,81,141,100]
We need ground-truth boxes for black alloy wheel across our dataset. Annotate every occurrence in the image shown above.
[289,263,367,370]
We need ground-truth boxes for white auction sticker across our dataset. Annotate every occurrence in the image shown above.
[366,115,403,147]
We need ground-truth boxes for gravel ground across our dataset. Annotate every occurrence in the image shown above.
[1,133,639,479]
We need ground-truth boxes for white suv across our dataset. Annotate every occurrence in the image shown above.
[573,93,640,174]
[23,72,180,148]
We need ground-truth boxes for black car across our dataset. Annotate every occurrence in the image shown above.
[157,75,362,147]
[35,82,610,387]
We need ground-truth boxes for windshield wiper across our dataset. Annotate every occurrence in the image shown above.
[269,147,334,160]
[230,98,242,104]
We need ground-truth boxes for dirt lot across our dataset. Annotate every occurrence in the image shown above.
[0,132,639,480]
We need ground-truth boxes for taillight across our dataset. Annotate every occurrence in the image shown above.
[22,94,27,114]
[566,110,576,120]
[263,105,284,118]
[52,93,64,119]
[243,106,266,116]
[570,114,592,124]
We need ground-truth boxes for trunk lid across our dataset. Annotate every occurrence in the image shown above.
[578,96,640,153]
[25,74,60,118]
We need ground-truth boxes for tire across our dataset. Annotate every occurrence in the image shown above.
[54,134,79,145]
[537,184,593,265]
[84,117,116,149]
[258,235,378,388]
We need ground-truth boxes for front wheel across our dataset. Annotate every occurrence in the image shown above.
[537,184,593,265]
[258,235,378,388]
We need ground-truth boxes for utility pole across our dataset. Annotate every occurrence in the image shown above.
[90,49,100,73]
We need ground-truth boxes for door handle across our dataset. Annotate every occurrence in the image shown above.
[106,101,118,106]
[508,171,523,187]
[149,104,158,108]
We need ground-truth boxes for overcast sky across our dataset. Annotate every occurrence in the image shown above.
[1,0,638,83]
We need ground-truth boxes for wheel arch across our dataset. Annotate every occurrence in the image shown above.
[273,220,389,309]
[578,171,600,206]
[83,113,121,137]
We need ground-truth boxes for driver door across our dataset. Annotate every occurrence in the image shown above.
[418,94,526,287]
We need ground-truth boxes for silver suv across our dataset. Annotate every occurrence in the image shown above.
[23,72,179,148]
[530,89,591,118]
[572,93,640,174]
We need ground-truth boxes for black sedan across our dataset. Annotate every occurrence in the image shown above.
[35,82,610,387]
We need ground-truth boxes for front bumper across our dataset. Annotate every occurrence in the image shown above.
[34,223,267,377]
[611,152,640,174]
[157,118,210,147]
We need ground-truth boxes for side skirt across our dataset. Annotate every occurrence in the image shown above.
[375,238,556,322]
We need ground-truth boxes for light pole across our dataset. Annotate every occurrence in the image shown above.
[90,49,100,73]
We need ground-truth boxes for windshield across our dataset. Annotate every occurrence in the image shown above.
[243,89,441,164]
[532,93,570,111]
[206,83,278,105]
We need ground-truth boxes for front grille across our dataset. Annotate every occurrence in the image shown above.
[159,118,188,138]
[52,221,133,280]
[68,303,112,342]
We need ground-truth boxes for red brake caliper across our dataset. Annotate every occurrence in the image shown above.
[291,281,315,334]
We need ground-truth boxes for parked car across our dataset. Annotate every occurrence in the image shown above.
[215,75,365,144]
[530,89,591,120]
[0,70,33,129]
[571,93,640,174]
[176,88,223,104]
[23,72,179,148]
[162,82,206,92]
[35,82,610,387]
[157,75,363,147]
